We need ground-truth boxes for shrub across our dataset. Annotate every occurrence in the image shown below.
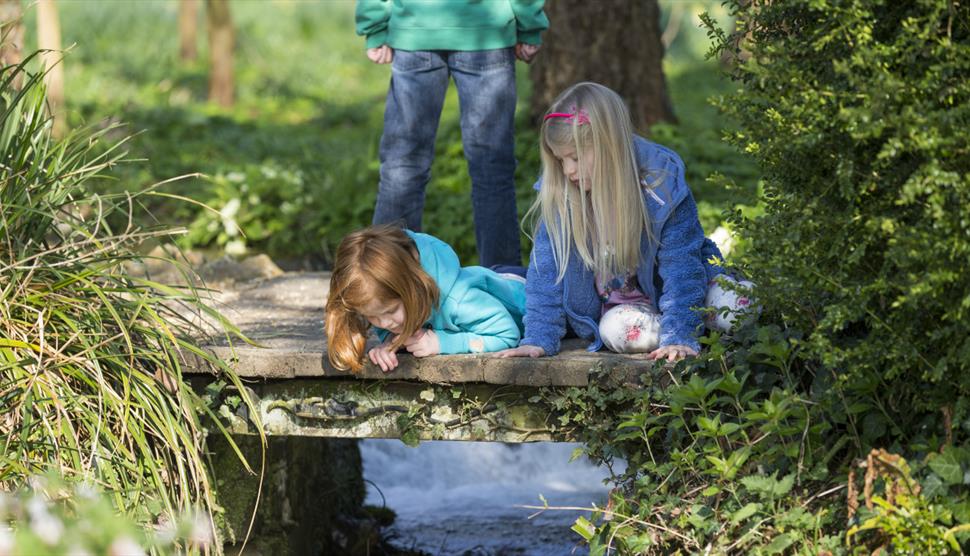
[556,2,970,552]
[705,0,970,433]
[0,57,258,548]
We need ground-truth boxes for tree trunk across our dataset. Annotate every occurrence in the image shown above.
[529,0,676,131]
[178,0,198,61]
[206,0,233,107]
[0,0,23,89]
[36,0,64,136]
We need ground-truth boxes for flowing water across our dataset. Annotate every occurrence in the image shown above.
[360,440,621,555]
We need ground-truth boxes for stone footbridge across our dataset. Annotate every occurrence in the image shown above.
[187,272,663,443]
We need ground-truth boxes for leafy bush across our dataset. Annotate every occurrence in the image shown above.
[547,326,970,554]
[546,327,844,554]
[847,449,965,554]
[0,57,258,548]
[550,2,970,552]
[705,0,970,429]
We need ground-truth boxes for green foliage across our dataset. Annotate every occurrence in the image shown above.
[0,475,209,555]
[0,57,259,548]
[544,325,970,554]
[45,2,755,265]
[545,326,845,554]
[705,0,970,423]
[847,450,962,555]
[555,3,970,551]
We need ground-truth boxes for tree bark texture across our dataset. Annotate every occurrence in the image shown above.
[206,0,233,107]
[0,0,24,89]
[36,0,64,137]
[178,0,198,61]
[529,0,676,131]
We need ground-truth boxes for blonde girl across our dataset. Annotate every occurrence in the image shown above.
[499,82,748,362]
[326,225,527,373]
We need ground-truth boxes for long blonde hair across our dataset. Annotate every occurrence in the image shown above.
[325,225,439,372]
[527,82,651,281]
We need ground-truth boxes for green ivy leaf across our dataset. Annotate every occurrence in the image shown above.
[929,449,964,485]
[921,473,946,500]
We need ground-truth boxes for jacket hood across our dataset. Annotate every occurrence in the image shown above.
[406,230,461,301]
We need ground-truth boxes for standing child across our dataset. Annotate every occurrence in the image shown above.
[499,82,751,363]
[326,225,527,373]
[355,0,548,268]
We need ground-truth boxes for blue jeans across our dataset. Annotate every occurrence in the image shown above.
[372,48,522,267]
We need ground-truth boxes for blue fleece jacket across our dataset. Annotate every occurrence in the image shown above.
[374,230,527,354]
[521,136,724,355]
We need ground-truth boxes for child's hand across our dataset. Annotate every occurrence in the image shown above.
[647,344,698,362]
[496,345,545,358]
[368,341,399,373]
[366,45,393,64]
[403,329,439,358]
[515,43,540,64]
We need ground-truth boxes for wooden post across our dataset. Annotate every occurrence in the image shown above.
[36,0,65,137]
[178,0,198,61]
[206,0,234,107]
[0,0,24,89]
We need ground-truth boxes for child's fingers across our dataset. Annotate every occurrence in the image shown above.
[381,350,397,372]
[648,345,697,362]
[403,329,425,346]
[497,345,542,358]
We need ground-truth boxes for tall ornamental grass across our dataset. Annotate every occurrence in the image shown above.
[0,56,260,547]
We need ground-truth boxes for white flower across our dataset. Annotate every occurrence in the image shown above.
[66,546,93,556]
[220,198,242,238]
[154,513,178,546]
[188,513,213,546]
[75,483,98,500]
[108,536,145,556]
[0,526,14,556]
[225,239,247,256]
[27,496,63,546]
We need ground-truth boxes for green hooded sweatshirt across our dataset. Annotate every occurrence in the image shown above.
[355,0,548,51]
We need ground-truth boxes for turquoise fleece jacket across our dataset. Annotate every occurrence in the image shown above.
[374,230,527,355]
[521,136,724,355]
[355,0,548,50]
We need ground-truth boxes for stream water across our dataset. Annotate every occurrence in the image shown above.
[360,440,621,555]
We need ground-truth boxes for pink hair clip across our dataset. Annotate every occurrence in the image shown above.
[543,106,590,125]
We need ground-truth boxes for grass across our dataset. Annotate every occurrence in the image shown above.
[0,56,260,552]
[21,0,759,265]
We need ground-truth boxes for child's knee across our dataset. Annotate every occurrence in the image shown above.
[705,275,758,332]
[599,304,660,353]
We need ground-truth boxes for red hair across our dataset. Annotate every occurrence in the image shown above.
[325,225,439,372]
